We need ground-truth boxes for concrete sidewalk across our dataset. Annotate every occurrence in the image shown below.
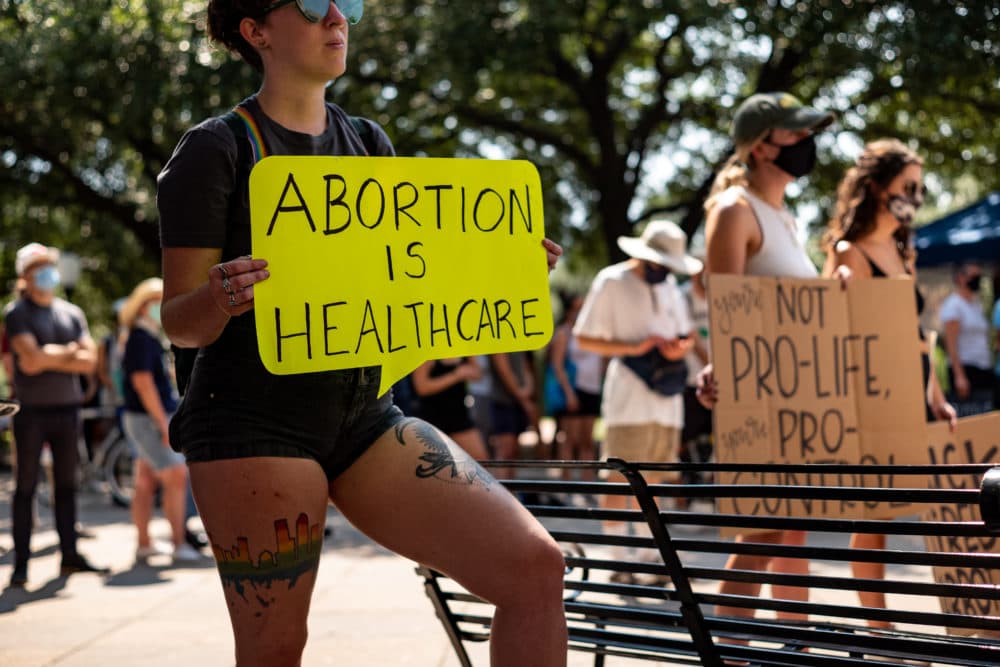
[0,473,476,667]
[0,469,943,666]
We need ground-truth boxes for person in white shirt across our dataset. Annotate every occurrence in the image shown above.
[940,262,993,414]
[574,219,699,583]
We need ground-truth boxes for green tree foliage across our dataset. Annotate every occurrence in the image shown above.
[1,0,997,321]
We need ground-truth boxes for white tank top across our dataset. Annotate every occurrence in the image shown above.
[719,185,818,278]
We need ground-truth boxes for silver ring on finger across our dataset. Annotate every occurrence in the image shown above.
[218,264,229,279]
[222,277,234,294]
[228,293,237,307]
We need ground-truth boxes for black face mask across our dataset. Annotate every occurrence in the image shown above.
[643,263,670,284]
[966,274,982,292]
[769,134,817,178]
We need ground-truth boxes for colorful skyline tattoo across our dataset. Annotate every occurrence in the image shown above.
[212,513,323,601]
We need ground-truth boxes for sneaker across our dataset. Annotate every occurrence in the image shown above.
[9,561,27,588]
[60,554,110,577]
[172,542,202,563]
[136,543,172,561]
[184,528,209,551]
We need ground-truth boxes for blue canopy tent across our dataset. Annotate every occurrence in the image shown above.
[914,191,1000,267]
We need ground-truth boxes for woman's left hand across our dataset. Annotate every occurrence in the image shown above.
[831,264,853,290]
[931,398,959,432]
[542,238,563,272]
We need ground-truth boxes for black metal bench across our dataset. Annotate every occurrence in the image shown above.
[417,460,1000,666]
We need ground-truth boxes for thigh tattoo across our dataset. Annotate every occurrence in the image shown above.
[394,418,495,489]
[211,512,322,605]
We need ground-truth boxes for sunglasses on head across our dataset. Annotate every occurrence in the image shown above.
[263,0,363,25]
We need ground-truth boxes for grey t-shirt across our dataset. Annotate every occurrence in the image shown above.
[4,297,89,407]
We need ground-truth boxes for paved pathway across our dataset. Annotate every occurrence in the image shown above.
[0,471,942,666]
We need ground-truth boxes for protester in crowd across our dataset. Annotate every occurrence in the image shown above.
[545,292,603,485]
[120,278,201,563]
[156,2,567,663]
[574,219,697,584]
[823,137,957,626]
[678,262,713,508]
[940,262,993,415]
[96,299,127,411]
[698,92,836,620]
[4,242,108,586]
[411,357,489,460]
[488,351,538,481]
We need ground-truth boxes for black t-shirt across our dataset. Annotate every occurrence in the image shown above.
[157,97,395,450]
[3,297,89,408]
[123,326,178,414]
[413,359,475,434]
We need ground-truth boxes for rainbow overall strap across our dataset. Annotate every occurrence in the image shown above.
[232,106,269,163]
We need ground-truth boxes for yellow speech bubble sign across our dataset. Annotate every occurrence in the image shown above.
[250,156,553,397]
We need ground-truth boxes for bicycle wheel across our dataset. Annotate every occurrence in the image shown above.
[103,433,135,508]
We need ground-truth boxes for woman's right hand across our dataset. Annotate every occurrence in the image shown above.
[210,256,270,317]
[953,371,971,399]
[695,363,718,409]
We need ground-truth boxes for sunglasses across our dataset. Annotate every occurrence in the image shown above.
[902,180,927,201]
[263,0,363,25]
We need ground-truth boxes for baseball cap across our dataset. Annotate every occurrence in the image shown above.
[732,92,835,147]
[15,243,59,277]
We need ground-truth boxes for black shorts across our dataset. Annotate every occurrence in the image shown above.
[682,385,712,443]
[490,401,529,436]
[554,388,602,418]
[172,364,406,481]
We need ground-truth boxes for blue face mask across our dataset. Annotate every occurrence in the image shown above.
[147,302,162,324]
[33,265,61,293]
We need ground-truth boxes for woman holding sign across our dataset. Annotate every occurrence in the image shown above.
[823,138,956,627]
[701,92,836,621]
[157,2,567,665]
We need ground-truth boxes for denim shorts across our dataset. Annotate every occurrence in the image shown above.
[170,363,406,481]
[123,411,187,472]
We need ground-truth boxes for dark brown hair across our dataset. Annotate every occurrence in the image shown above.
[823,138,923,263]
[207,1,272,72]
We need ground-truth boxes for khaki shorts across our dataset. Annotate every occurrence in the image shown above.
[603,423,680,465]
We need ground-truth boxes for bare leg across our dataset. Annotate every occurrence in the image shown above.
[450,427,489,461]
[132,459,157,549]
[768,530,809,621]
[190,457,329,667]
[331,418,567,666]
[717,530,809,620]
[850,532,890,628]
[490,432,519,480]
[159,464,188,548]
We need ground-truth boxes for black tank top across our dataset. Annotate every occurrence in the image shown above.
[857,247,934,421]
[858,249,926,316]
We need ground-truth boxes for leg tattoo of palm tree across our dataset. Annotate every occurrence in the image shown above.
[394,418,495,489]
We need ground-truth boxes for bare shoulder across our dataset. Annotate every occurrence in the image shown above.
[831,240,870,276]
[706,196,760,274]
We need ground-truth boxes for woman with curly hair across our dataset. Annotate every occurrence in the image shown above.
[822,137,956,626]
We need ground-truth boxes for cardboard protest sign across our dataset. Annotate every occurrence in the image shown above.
[249,156,553,396]
[923,413,1000,637]
[708,274,927,526]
